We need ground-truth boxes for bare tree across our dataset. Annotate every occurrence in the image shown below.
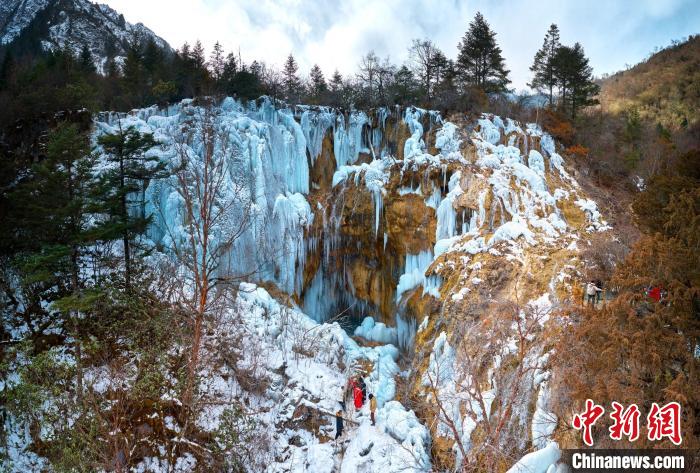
[408,38,440,102]
[423,301,554,471]
[357,51,380,104]
[160,104,257,409]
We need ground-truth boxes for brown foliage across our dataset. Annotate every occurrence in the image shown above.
[542,110,574,145]
[565,144,589,159]
[554,184,700,449]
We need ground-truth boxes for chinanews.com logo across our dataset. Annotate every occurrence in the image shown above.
[561,400,698,472]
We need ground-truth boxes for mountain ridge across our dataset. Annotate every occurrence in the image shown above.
[1,0,171,72]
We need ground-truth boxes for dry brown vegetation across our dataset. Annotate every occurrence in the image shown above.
[599,35,700,130]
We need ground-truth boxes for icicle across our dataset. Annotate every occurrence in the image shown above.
[396,314,417,350]
[435,171,463,241]
[373,188,383,237]
[396,250,435,301]
[423,275,442,298]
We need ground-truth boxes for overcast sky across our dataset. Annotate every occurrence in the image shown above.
[103,0,699,91]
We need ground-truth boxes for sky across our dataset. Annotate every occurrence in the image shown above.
[103,0,700,91]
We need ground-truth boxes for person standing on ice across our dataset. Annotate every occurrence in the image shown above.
[335,409,344,440]
[586,281,601,306]
[369,394,377,426]
[358,377,367,403]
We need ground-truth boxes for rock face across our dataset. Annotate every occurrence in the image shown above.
[0,0,171,72]
[87,97,609,471]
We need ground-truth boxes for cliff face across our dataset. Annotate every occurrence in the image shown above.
[85,97,610,471]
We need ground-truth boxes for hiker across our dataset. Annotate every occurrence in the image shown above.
[586,281,601,306]
[595,279,604,303]
[369,394,377,426]
[335,409,344,440]
[358,377,367,403]
[647,285,662,303]
[353,384,363,410]
[345,378,357,407]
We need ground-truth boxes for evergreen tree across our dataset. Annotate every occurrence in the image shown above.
[429,50,450,90]
[329,69,344,107]
[283,54,300,101]
[142,38,166,80]
[456,12,510,93]
[391,65,418,105]
[221,52,238,86]
[529,24,561,106]
[9,124,100,397]
[209,41,225,82]
[552,43,599,118]
[191,40,209,95]
[309,64,327,102]
[122,41,145,106]
[79,44,95,73]
[95,125,165,290]
[191,41,206,70]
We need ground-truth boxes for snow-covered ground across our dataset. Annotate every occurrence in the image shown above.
[172,283,431,472]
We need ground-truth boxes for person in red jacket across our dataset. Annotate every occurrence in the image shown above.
[647,285,662,302]
[353,385,363,409]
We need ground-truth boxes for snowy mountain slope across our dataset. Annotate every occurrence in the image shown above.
[0,0,49,44]
[1,0,170,72]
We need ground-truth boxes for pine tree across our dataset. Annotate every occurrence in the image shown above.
[309,64,327,102]
[329,70,343,107]
[429,50,450,89]
[122,42,144,106]
[209,41,225,82]
[95,125,166,290]
[552,43,599,118]
[456,12,510,93]
[79,44,95,73]
[391,65,418,105]
[283,54,300,101]
[191,40,208,95]
[529,24,561,106]
[10,124,100,398]
[142,38,165,79]
[191,41,206,70]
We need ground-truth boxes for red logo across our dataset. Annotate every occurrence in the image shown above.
[572,399,605,446]
[647,402,682,445]
[573,401,683,446]
[609,402,640,441]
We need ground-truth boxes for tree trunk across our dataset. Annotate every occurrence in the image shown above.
[71,245,83,402]
[120,157,131,291]
[184,275,208,407]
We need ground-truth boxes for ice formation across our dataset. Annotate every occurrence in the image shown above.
[84,98,612,472]
[396,251,435,301]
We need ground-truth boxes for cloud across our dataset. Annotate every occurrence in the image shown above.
[103,0,699,90]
